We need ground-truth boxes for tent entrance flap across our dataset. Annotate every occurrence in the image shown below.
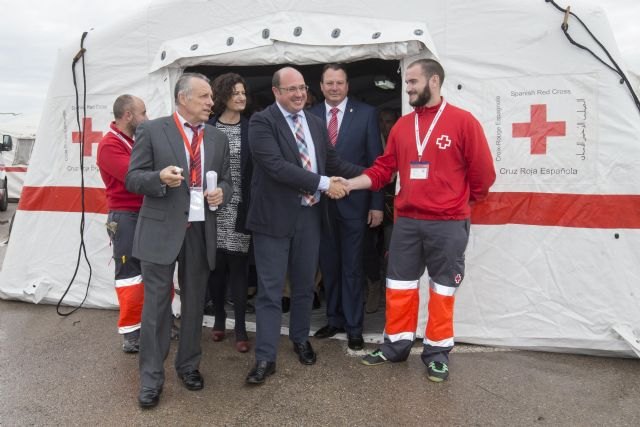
[149,12,436,72]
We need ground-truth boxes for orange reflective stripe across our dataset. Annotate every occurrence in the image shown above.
[115,282,144,330]
[384,287,419,335]
[425,288,455,341]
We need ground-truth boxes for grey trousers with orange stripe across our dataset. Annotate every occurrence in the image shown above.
[107,211,144,334]
[379,217,470,365]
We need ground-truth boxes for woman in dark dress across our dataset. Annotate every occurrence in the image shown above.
[207,73,253,353]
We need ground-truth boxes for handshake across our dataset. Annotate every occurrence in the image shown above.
[325,176,352,200]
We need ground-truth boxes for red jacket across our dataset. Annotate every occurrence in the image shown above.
[364,99,495,221]
[96,122,143,212]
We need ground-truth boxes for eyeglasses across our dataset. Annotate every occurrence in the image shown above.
[278,85,309,94]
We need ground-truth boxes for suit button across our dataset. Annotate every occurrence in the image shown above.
[184,211,189,215]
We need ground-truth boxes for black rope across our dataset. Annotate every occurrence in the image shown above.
[545,0,640,115]
[56,31,93,316]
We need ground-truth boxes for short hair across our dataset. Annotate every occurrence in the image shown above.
[408,59,445,87]
[212,73,248,115]
[174,72,210,103]
[113,94,134,119]
[272,66,301,88]
[320,63,348,82]
[272,68,283,88]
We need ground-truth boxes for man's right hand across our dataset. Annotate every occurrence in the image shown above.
[160,166,184,187]
[327,176,349,200]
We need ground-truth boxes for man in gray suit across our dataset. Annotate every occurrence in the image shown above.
[244,67,363,385]
[126,73,232,408]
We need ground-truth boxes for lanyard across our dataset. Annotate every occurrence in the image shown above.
[108,128,133,152]
[414,100,447,161]
[172,112,204,186]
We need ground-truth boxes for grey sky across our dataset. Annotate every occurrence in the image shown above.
[0,0,637,122]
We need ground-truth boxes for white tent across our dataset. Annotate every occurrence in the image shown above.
[2,0,640,356]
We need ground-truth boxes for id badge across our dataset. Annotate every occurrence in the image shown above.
[188,187,205,222]
[410,161,429,180]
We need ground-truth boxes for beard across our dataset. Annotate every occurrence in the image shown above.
[128,119,142,136]
[409,85,431,107]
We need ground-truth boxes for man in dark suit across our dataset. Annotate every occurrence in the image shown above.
[126,73,232,408]
[245,66,363,385]
[309,64,384,350]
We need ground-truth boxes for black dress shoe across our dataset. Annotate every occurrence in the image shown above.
[348,334,364,351]
[293,341,317,365]
[138,387,161,408]
[246,360,276,385]
[179,370,204,391]
[314,324,345,339]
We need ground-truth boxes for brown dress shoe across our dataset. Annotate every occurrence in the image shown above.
[211,329,226,342]
[235,340,251,353]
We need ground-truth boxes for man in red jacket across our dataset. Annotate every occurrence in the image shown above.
[97,94,148,352]
[347,59,496,382]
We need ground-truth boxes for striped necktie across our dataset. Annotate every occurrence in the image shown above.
[327,107,339,146]
[291,114,317,206]
[184,123,202,187]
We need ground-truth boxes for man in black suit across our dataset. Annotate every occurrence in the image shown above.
[126,73,232,408]
[245,66,363,385]
[309,64,384,350]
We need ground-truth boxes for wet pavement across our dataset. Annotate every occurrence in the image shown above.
[2,202,640,425]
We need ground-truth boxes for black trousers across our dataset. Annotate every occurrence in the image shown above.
[208,251,249,340]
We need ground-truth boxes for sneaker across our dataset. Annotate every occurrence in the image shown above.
[426,361,449,382]
[122,337,140,353]
[361,349,389,366]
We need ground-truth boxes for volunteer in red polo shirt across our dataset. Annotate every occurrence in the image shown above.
[347,59,495,382]
[97,94,147,352]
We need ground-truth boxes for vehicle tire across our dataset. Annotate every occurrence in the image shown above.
[0,179,8,211]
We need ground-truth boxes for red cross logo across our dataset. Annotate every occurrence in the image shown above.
[436,135,451,150]
[71,117,104,157]
[512,104,566,155]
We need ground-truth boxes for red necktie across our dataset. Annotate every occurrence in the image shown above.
[327,107,339,146]
[185,123,201,187]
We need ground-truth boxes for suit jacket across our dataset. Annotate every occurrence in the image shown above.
[247,103,363,238]
[308,98,383,219]
[125,115,233,268]
[207,114,253,234]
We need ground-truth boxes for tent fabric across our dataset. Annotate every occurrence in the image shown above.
[1,0,640,357]
[150,12,435,72]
